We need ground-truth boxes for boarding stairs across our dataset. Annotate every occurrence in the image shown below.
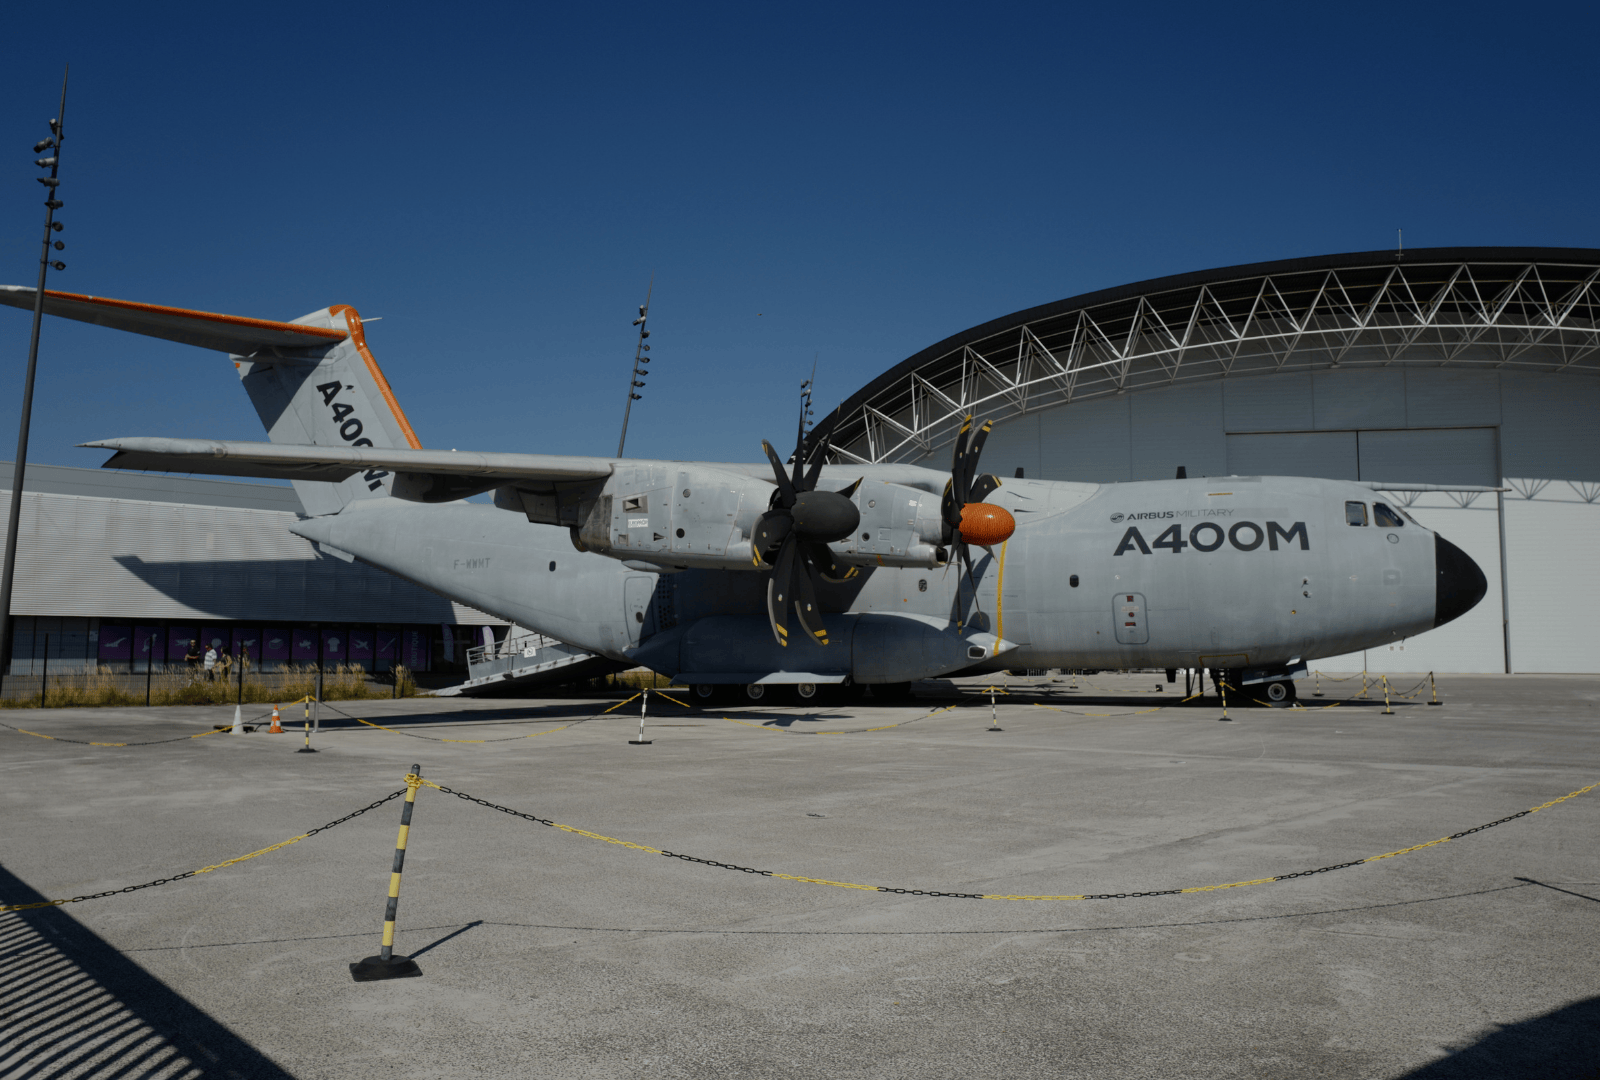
[432,631,606,696]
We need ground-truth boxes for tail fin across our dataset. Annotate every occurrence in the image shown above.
[240,305,420,515]
[0,287,420,517]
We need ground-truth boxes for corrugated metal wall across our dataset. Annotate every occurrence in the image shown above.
[0,486,503,626]
[962,369,1599,673]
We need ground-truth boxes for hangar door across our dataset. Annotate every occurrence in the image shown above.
[1227,427,1505,674]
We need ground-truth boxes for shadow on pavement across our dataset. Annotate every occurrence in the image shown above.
[1393,995,1600,1079]
[0,862,294,1079]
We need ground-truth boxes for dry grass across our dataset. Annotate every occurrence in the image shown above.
[0,664,418,709]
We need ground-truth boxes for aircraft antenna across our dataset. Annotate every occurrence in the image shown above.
[616,275,653,458]
[0,66,69,680]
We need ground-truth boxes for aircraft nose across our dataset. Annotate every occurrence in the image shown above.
[1434,534,1488,628]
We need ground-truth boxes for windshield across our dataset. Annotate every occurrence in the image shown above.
[1374,503,1404,528]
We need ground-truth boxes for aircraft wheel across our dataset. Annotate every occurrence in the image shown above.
[692,684,725,706]
[795,682,819,701]
[1264,680,1296,704]
[744,683,767,702]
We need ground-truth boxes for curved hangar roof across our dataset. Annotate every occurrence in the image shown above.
[811,247,1600,465]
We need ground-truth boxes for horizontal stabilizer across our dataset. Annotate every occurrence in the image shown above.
[0,286,347,354]
[85,437,617,486]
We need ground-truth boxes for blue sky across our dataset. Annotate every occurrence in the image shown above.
[2,1,1596,478]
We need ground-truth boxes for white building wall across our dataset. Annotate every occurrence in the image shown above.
[1,487,503,626]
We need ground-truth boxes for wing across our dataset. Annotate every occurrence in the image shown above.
[83,437,615,489]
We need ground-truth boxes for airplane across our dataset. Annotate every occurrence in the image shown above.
[0,286,1489,706]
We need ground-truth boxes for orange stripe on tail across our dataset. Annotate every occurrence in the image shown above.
[328,305,421,449]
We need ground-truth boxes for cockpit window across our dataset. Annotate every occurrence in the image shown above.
[1345,501,1368,526]
[1373,503,1404,528]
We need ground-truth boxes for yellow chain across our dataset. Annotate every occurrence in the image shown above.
[441,773,1596,901]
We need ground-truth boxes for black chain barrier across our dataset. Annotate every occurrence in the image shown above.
[0,712,279,747]
[317,698,631,742]
[423,778,1596,902]
[1,789,407,913]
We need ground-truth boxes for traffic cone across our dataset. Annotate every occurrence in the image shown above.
[269,705,283,734]
[231,705,243,734]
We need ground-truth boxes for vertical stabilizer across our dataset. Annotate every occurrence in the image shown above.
[236,306,420,516]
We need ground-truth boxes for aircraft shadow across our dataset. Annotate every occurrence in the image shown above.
[0,861,294,1079]
[112,554,460,621]
[1392,994,1600,1078]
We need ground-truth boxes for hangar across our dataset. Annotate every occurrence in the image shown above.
[811,247,1600,674]
[0,461,505,681]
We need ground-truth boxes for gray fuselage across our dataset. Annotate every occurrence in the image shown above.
[294,471,1469,681]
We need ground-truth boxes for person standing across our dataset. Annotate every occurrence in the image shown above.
[203,644,218,681]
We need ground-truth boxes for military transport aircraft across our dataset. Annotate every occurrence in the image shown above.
[0,287,1489,704]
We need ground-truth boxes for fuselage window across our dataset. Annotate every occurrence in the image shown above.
[1373,503,1404,528]
[1345,501,1368,526]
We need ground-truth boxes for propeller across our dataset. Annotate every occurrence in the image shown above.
[940,416,1017,625]
[753,398,862,647]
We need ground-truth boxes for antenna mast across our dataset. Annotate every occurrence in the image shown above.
[0,67,69,680]
[616,277,653,458]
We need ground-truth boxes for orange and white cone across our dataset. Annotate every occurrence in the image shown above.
[269,705,283,734]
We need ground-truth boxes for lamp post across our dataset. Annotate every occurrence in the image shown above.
[616,277,653,458]
[0,68,70,682]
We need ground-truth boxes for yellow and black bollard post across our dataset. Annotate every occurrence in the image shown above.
[1359,671,1370,699]
[1428,671,1442,706]
[987,685,1002,731]
[350,765,425,981]
[1218,676,1231,722]
[1381,675,1394,716]
[1312,670,1323,697]
[297,719,318,753]
[629,688,653,745]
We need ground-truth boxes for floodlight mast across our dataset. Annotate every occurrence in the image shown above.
[0,67,69,680]
[616,275,653,458]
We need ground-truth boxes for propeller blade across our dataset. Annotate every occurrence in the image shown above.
[766,534,798,647]
[835,476,863,500]
[792,547,830,645]
[761,440,798,507]
[940,477,960,544]
[752,510,792,567]
[801,447,827,492]
[807,541,859,583]
[958,419,993,507]
[949,416,973,502]
[791,408,808,491]
[969,473,1001,504]
[957,542,982,628]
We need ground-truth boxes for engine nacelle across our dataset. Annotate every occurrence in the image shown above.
[627,612,1015,684]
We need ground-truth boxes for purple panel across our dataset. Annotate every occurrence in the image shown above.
[262,629,291,663]
[321,628,347,662]
[402,628,429,671]
[201,626,229,654]
[291,628,318,662]
[375,630,397,662]
[232,628,262,665]
[98,625,132,662]
[168,627,198,663]
[135,626,164,666]
[348,629,374,661]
